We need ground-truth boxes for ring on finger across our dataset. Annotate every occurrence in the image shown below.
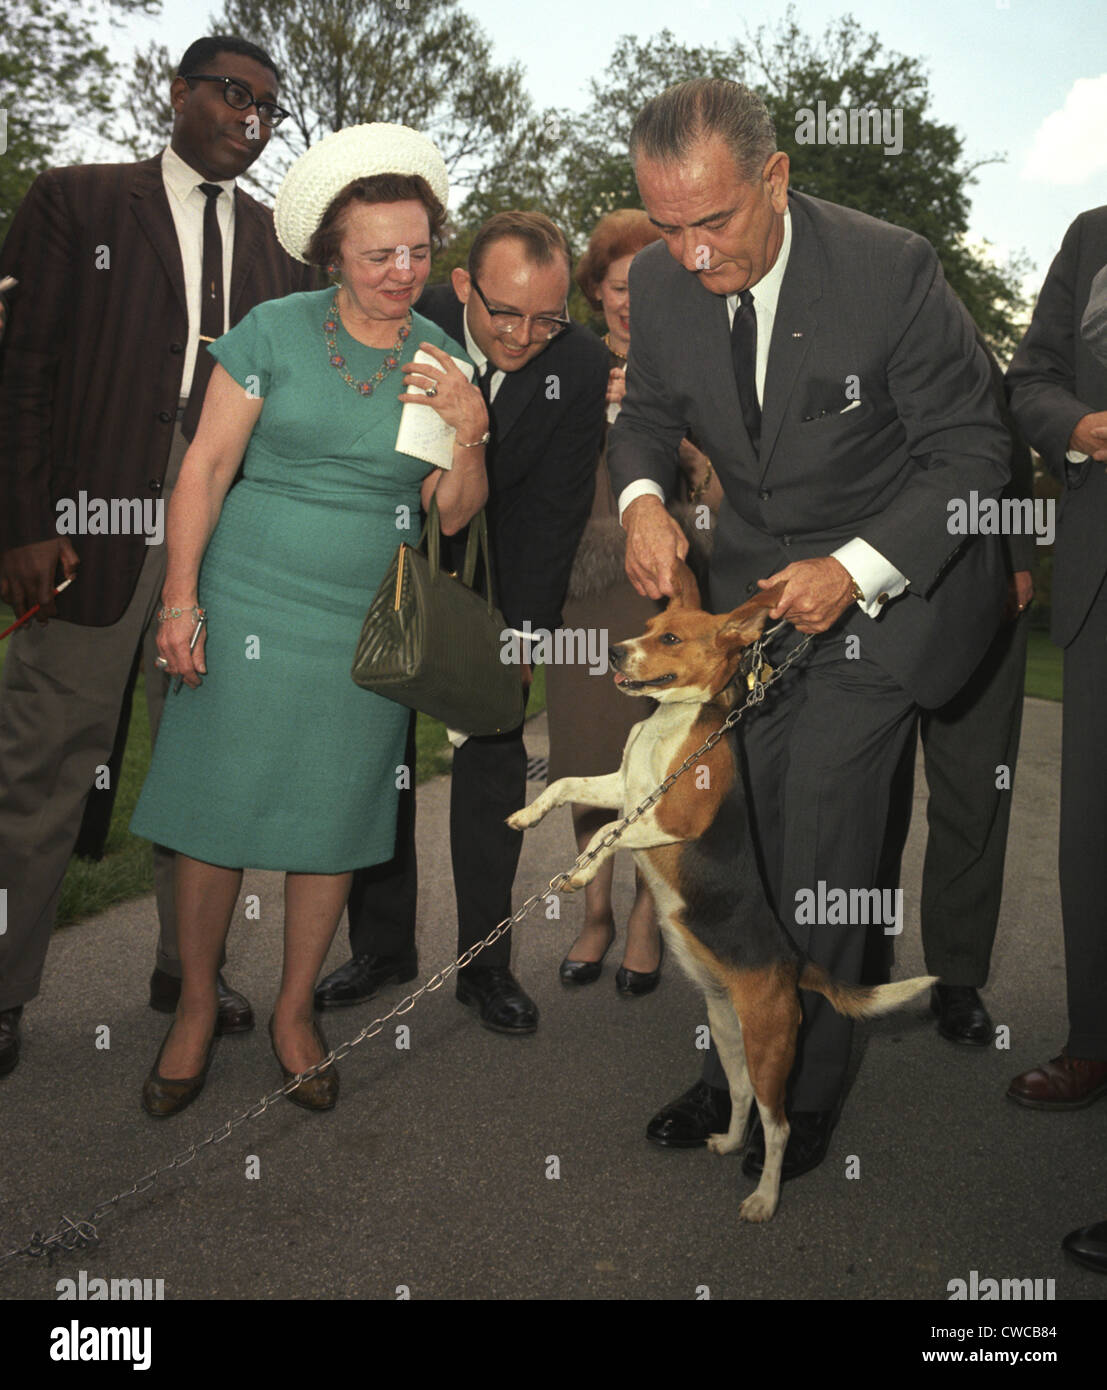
[425,384,438,398]
[154,656,169,669]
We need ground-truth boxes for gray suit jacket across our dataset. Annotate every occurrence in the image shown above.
[1006,205,1107,648]
[607,189,1010,708]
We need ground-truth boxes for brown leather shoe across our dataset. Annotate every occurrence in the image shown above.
[269,1016,338,1111]
[141,1023,217,1118]
[149,969,254,1035]
[1007,1052,1107,1110]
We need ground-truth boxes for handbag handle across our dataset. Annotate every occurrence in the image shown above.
[418,497,497,616]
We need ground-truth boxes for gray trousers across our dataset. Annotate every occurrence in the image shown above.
[0,426,188,1012]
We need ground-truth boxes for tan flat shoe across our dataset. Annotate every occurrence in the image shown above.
[268,1016,338,1111]
[142,1022,217,1118]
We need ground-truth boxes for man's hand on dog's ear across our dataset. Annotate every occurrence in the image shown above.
[758,557,856,633]
[622,495,689,600]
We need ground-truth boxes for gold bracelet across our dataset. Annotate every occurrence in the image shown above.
[157,604,205,623]
[689,459,714,503]
[456,430,491,448]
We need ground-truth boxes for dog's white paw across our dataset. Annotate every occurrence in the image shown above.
[506,807,537,831]
[738,1190,779,1223]
[706,1132,743,1156]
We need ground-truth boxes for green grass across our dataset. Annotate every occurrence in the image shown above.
[1025,627,1063,703]
[0,604,547,925]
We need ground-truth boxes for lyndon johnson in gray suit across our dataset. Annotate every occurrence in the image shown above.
[606,79,1011,1183]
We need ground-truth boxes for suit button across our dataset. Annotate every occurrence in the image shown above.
[758,488,772,500]
[149,479,162,493]
[746,581,757,595]
[158,410,172,423]
[781,535,792,546]
[170,342,184,354]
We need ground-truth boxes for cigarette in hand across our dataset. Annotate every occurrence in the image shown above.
[0,576,74,641]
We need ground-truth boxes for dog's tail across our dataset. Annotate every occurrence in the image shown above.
[798,963,937,1019]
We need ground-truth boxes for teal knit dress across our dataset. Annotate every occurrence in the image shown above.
[131,289,467,872]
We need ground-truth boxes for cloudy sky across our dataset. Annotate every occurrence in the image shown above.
[110,0,1107,301]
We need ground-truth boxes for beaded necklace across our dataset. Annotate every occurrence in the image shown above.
[603,332,628,364]
[324,292,411,396]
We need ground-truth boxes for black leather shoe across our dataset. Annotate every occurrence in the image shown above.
[141,1023,217,1118]
[1062,1221,1107,1275]
[930,984,993,1046]
[559,925,615,985]
[0,1006,22,1079]
[314,951,418,1009]
[149,968,254,1035]
[742,1110,835,1182]
[616,937,664,998]
[456,966,538,1034]
[646,1080,731,1148]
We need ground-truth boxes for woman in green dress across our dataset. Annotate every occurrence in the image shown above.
[131,126,488,1116]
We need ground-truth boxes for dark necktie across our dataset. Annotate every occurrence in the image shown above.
[730,289,761,453]
[181,183,225,441]
[477,361,496,445]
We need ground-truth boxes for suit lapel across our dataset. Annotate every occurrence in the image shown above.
[491,360,540,444]
[758,199,821,480]
[230,190,266,317]
[128,158,187,318]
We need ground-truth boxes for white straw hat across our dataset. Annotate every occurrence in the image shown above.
[273,122,450,264]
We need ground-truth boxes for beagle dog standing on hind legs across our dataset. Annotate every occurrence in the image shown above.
[508,563,935,1222]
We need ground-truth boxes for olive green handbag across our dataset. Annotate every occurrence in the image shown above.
[351,498,525,736]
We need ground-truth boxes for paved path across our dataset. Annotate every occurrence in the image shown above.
[1,698,1102,1302]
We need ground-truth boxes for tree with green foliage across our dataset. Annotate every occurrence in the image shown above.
[0,0,155,240]
[469,11,1027,352]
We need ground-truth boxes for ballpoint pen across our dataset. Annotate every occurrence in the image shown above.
[174,612,207,693]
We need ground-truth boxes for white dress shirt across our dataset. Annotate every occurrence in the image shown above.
[161,144,236,394]
[462,305,505,403]
[617,210,907,617]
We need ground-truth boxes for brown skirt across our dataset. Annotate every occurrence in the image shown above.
[545,581,662,782]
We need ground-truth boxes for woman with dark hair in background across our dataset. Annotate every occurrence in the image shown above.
[544,210,679,995]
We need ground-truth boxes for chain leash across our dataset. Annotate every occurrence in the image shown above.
[0,630,813,1271]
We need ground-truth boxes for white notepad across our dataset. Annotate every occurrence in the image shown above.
[395,349,476,469]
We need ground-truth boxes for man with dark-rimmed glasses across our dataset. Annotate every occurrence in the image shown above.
[317,211,609,1035]
[0,35,317,1080]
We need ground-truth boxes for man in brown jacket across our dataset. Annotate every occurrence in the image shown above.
[0,35,316,1077]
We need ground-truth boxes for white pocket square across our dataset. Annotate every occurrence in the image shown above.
[839,400,862,414]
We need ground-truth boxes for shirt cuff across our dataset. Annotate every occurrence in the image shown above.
[832,538,909,619]
[1066,448,1089,463]
[617,479,666,522]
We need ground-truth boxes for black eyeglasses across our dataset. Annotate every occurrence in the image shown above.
[470,277,570,341]
[183,75,289,128]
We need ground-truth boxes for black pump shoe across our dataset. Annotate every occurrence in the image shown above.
[559,926,615,985]
[615,937,664,997]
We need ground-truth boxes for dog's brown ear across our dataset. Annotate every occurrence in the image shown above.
[717,583,783,647]
[664,559,702,611]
